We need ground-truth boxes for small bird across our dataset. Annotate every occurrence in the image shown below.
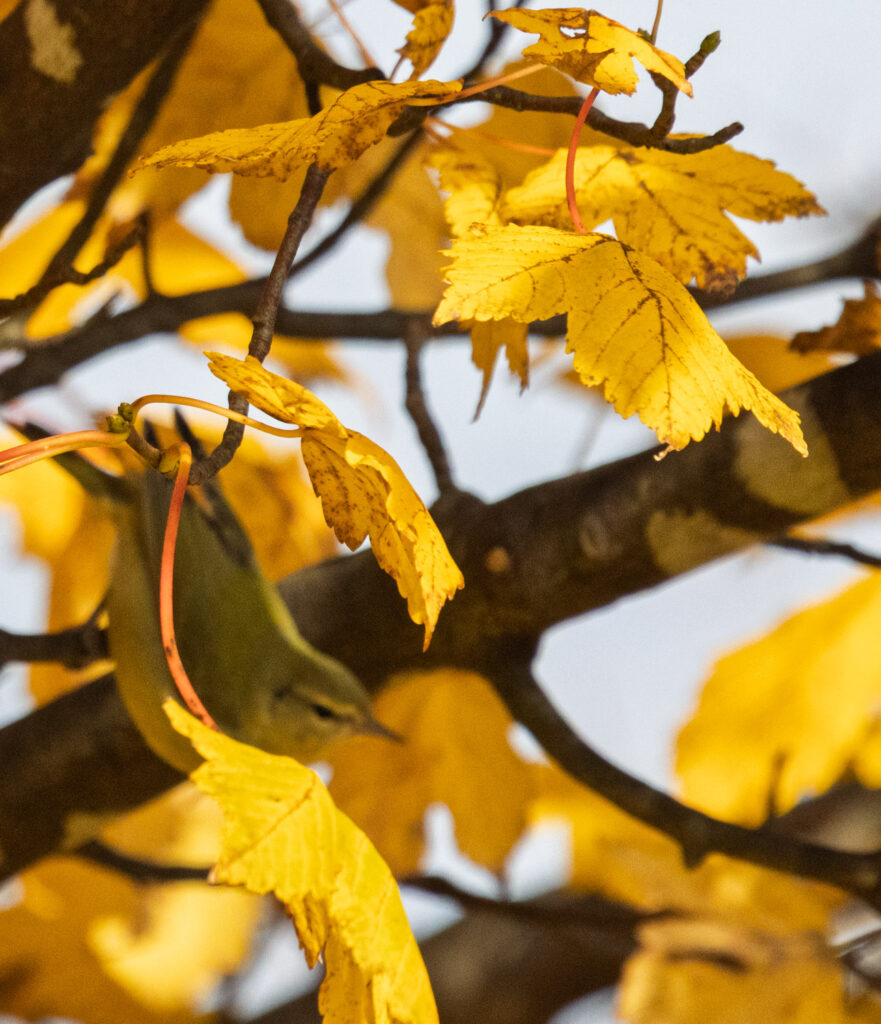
[22,419,394,773]
[108,462,395,773]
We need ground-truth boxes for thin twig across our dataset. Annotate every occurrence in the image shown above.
[485,662,881,909]
[0,224,143,317]
[460,85,743,153]
[77,840,209,883]
[404,874,657,928]
[459,0,527,83]
[289,131,423,280]
[255,0,382,89]
[648,32,723,145]
[2,218,879,403]
[404,321,456,496]
[770,536,881,569]
[189,165,331,485]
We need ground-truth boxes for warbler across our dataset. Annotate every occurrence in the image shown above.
[105,462,395,772]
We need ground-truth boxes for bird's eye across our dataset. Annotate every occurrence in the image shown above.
[310,702,335,721]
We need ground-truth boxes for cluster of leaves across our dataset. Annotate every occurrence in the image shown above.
[3,0,881,1022]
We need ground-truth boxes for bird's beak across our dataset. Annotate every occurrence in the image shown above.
[361,713,404,744]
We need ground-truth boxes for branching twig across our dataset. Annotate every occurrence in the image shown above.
[0,224,143,318]
[485,662,881,909]
[771,535,881,570]
[255,0,383,89]
[648,32,721,145]
[461,85,743,153]
[404,321,457,496]
[189,164,331,486]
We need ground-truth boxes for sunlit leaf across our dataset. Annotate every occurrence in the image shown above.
[792,281,881,355]
[488,8,691,96]
[433,224,806,452]
[677,574,881,824]
[502,142,824,290]
[168,702,438,1024]
[135,79,461,178]
[207,353,464,646]
[329,670,536,874]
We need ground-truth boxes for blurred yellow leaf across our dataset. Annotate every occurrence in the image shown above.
[488,8,691,96]
[792,281,881,355]
[724,333,837,392]
[329,670,536,875]
[92,786,262,1012]
[168,702,438,1024]
[619,918,877,1024]
[502,142,824,291]
[469,319,529,415]
[677,574,881,825]
[207,353,463,646]
[0,858,199,1024]
[135,80,461,179]
[433,224,806,452]
[399,0,454,77]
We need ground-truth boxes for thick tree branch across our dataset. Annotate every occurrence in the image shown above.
[0,0,209,229]
[7,353,881,876]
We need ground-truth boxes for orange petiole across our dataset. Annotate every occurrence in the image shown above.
[566,87,600,234]
[157,443,218,730]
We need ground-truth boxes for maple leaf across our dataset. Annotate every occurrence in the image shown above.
[207,353,464,647]
[167,702,439,1024]
[429,148,529,412]
[398,0,455,77]
[676,574,881,825]
[792,281,881,355]
[433,223,806,452]
[329,670,536,875]
[487,8,691,96]
[134,79,461,178]
[502,141,824,291]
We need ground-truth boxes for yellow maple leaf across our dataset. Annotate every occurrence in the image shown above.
[207,353,463,646]
[134,79,461,179]
[619,918,876,1024]
[399,0,454,77]
[429,147,529,411]
[724,334,836,393]
[487,8,691,96]
[792,281,881,355]
[329,670,537,875]
[433,223,806,452]
[167,702,439,1024]
[502,142,824,290]
[676,574,881,825]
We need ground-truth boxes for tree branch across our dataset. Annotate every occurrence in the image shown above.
[0,0,209,229]
[485,662,881,908]
[770,535,881,569]
[8,353,881,876]
[404,321,457,496]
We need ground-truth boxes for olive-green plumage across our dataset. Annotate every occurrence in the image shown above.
[106,469,386,772]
